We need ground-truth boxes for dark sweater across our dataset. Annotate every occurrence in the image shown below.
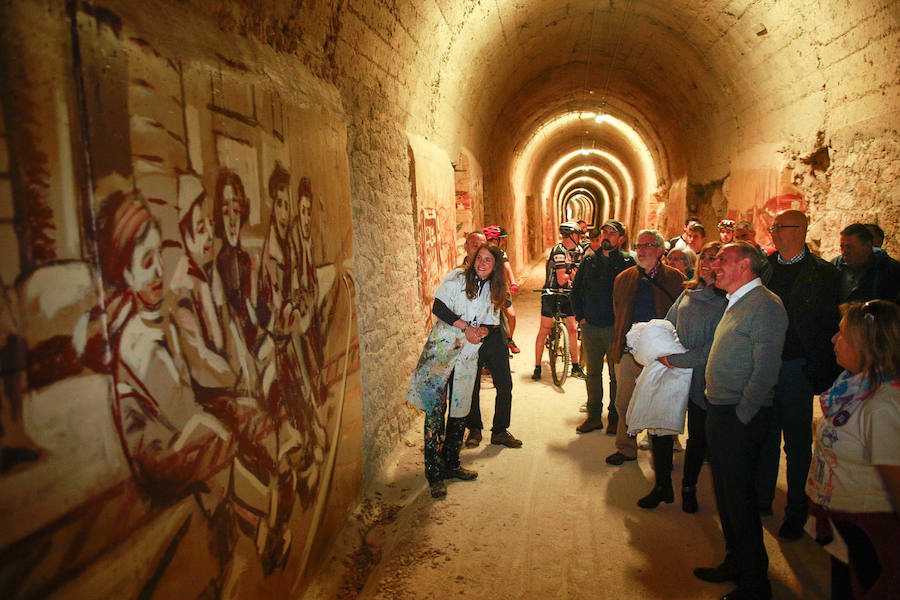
[571,249,635,326]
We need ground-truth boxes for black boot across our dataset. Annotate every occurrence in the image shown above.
[638,435,675,508]
[637,485,675,508]
[442,417,477,480]
[682,486,699,513]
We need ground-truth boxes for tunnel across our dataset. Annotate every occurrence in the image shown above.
[0,1,897,598]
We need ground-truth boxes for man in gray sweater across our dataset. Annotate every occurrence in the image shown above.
[694,242,788,600]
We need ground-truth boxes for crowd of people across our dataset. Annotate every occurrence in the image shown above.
[406,211,899,599]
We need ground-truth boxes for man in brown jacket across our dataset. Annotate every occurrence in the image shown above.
[606,229,685,465]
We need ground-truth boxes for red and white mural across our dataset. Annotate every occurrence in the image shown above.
[0,4,360,599]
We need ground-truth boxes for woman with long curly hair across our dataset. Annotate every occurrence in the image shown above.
[407,243,507,498]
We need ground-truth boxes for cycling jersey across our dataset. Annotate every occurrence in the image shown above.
[544,242,583,290]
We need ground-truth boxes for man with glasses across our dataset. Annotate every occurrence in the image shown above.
[757,209,841,540]
[572,220,635,435]
[605,229,684,465]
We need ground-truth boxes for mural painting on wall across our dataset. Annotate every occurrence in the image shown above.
[0,6,360,600]
[454,190,473,261]
[418,207,445,331]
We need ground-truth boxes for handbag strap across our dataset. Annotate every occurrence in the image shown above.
[638,267,676,303]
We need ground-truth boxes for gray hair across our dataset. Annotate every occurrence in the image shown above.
[667,246,697,270]
[636,229,665,247]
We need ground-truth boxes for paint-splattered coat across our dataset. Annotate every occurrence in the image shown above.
[407,268,498,418]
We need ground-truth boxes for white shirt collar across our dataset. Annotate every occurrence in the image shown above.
[726,277,762,309]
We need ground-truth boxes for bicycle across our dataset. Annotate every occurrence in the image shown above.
[534,288,572,387]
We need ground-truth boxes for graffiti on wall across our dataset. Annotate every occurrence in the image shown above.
[0,5,360,599]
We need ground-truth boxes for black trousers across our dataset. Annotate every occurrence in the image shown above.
[757,358,814,522]
[682,400,708,488]
[466,327,513,433]
[707,403,772,595]
[649,434,674,487]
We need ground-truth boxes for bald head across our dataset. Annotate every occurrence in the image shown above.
[771,209,808,259]
[464,231,486,261]
[777,210,808,232]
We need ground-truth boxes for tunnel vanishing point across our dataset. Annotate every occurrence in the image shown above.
[0,1,897,598]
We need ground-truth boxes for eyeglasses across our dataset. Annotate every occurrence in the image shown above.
[766,224,801,234]
[634,243,659,249]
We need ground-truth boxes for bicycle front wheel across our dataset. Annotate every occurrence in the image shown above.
[549,321,570,387]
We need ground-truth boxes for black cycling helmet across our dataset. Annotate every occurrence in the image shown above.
[559,221,584,236]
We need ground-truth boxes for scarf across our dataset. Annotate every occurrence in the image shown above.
[818,370,872,427]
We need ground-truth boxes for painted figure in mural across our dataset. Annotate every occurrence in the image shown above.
[78,189,292,585]
[170,175,241,388]
[214,168,260,351]
[78,190,237,507]
[0,277,39,473]
[258,162,327,509]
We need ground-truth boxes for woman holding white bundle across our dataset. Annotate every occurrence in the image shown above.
[407,244,507,498]
[638,241,727,511]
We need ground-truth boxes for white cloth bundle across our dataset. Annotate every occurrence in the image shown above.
[625,319,693,436]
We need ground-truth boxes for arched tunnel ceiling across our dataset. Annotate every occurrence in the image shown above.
[428,0,755,164]
[396,0,890,196]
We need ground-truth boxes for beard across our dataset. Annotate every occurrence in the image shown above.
[600,240,614,250]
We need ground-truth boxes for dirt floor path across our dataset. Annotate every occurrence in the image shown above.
[306,259,831,600]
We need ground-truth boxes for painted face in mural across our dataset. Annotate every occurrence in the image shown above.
[274,185,291,237]
[474,247,496,280]
[185,202,213,267]
[298,192,311,240]
[125,226,164,308]
[221,184,242,247]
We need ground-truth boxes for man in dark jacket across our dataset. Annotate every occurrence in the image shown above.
[758,209,841,541]
[832,222,900,303]
[571,220,635,435]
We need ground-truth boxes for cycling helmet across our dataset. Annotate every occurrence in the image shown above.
[718,218,736,230]
[483,225,509,241]
[559,221,584,236]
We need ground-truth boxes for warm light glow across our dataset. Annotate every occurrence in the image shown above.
[512,110,657,236]
[540,149,633,220]
[553,166,620,202]
[558,179,611,222]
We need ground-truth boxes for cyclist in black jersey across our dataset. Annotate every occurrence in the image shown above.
[533,221,585,380]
